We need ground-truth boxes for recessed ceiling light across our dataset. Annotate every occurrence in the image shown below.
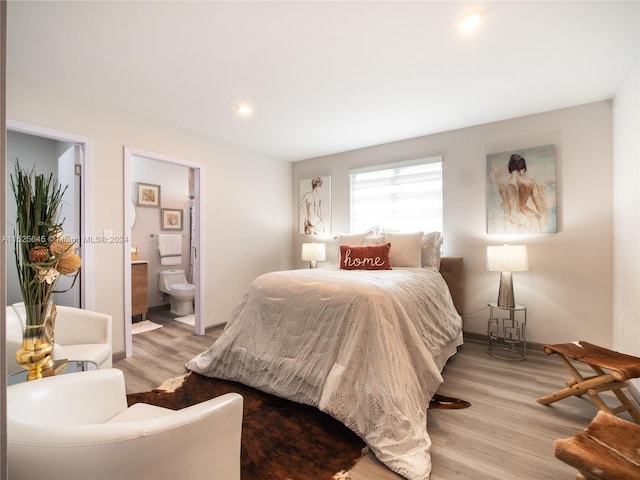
[459,10,483,32]
[236,104,252,116]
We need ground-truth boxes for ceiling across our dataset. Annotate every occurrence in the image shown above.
[6,1,639,162]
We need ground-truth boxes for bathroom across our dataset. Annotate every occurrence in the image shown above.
[130,155,196,324]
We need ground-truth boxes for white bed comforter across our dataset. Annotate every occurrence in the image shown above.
[186,267,463,480]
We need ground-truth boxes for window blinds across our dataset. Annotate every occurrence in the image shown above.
[350,158,443,234]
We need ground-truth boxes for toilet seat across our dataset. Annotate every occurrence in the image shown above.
[171,283,196,292]
[171,283,195,293]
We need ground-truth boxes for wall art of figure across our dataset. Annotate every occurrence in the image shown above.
[299,176,331,235]
[487,145,557,234]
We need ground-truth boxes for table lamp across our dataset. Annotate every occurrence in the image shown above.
[486,244,529,308]
[301,242,326,268]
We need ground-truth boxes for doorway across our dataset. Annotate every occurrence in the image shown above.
[6,119,94,309]
[123,147,205,358]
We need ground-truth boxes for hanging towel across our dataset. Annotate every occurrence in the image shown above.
[158,234,182,265]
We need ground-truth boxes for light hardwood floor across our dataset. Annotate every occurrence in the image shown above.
[115,311,634,480]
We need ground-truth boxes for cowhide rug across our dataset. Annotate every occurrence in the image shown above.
[127,372,470,480]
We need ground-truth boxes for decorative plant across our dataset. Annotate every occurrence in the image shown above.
[10,161,82,326]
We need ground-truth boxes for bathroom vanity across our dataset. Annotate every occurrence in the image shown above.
[131,261,148,320]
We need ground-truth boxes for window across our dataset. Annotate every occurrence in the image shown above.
[350,157,443,233]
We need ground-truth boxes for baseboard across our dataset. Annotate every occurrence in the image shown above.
[462,331,545,353]
[112,350,126,362]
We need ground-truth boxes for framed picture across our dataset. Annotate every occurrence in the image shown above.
[136,183,160,207]
[161,208,183,231]
[486,144,557,234]
[299,176,331,235]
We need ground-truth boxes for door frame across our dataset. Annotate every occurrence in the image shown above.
[123,146,205,358]
[6,119,95,309]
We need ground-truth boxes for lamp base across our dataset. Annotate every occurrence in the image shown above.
[497,271,515,308]
[309,261,317,269]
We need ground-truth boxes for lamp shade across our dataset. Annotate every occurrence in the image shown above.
[301,242,326,262]
[486,245,529,272]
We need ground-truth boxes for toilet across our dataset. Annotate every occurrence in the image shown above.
[159,269,195,316]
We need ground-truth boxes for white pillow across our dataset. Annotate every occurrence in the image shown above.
[336,229,379,265]
[421,231,443,269]
[338,232,371,246]
[383,231,424,267]
[363,236,386,246]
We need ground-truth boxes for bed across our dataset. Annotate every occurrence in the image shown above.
[187,243,464,480]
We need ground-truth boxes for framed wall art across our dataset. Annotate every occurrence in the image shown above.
[136,182,160,207]
[299,176,331,235]
[161,208,183,231]
[486,144,557,234]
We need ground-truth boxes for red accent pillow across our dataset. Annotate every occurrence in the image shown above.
[340,243,392,270]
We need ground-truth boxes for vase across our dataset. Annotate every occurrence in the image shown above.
[14,302,57,381]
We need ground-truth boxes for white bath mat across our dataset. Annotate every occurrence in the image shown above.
[132,320,163,335]
[174,314,195,327]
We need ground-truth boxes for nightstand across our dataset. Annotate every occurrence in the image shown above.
[487,301,527,361]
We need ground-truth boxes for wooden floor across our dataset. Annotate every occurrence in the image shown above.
[115,311,635,480]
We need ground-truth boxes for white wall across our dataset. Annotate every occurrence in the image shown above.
[613,46,640,359]
[293,101,614,346]
[7,74,293,357]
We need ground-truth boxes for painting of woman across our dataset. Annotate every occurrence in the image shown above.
[299,176,331,235]
[487,145,557,234]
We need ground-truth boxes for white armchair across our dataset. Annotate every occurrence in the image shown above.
[52,304,113,369]
[6,304,112,375]
[7,368,244,480]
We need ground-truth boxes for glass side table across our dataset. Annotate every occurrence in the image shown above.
[487,302,527,361]
[6,359,98,386]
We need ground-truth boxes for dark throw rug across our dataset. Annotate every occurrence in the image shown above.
[127,372,470,480]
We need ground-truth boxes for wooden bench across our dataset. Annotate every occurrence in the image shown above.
[554,410,640,480]
[537,341,640,424]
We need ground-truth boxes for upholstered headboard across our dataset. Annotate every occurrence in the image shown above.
[439,256,464,316]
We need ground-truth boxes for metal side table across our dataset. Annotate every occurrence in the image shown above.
[487,301,527,361]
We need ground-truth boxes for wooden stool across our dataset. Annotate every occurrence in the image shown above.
[537,341,640,424]
[554,410,640,480]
